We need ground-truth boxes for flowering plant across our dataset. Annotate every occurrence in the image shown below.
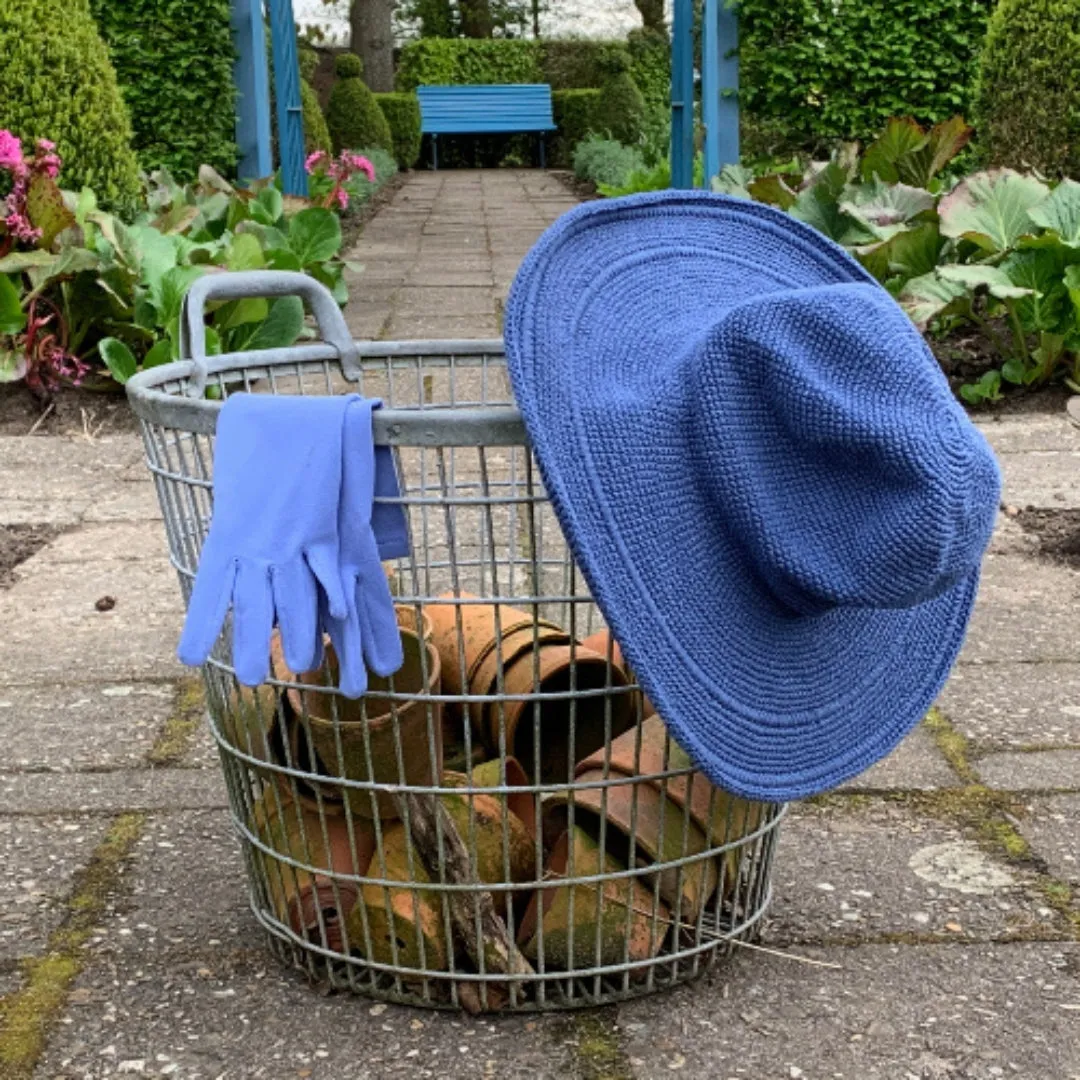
[304,150,375,211]
[0,132,62,250]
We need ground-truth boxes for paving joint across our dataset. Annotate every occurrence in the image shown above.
[145,676,205,767]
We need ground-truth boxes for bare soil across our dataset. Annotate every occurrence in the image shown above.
[1015,508,1080,568]
[0,524,62,588]
[0,384,138,437]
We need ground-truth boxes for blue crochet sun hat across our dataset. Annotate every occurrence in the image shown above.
[504,189,1001,802]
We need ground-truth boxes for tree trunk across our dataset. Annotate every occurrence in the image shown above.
[349,0,396,93]
[458,0,494,38]
[634,0,665,34]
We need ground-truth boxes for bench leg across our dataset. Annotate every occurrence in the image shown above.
[431,133,438,171]
[539,133,546,169]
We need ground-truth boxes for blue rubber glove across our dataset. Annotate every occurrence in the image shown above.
[325,398,405,697]
[373,445,410,561]
[177,393,357,686]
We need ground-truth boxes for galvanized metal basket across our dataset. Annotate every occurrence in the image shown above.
[127,271,785,1011]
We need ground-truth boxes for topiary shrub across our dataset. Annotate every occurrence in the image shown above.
[594,52,647,147]
[327,53,394,156]
[551,89,603,168]
[973,0,1080,178]
[374,93,422,168]
[0,0,140,208]
[89,0,237,181]
[299,49,333,156]
[627,29,671,113]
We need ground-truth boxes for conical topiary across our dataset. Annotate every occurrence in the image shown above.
[298,48,333,157]
[594,49,647,148]
[326,52,393,156]
[0,0,140,207]
[973,0,1080,178]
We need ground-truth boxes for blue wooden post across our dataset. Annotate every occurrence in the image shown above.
[702,0,740,186]
[670,0,695,190]
[267,0,308,196]
[231,0,273,182]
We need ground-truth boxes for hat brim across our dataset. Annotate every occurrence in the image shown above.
[505,190,980,802]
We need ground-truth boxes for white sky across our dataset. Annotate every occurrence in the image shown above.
[293,0,647,42]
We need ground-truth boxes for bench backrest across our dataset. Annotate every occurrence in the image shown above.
[417,84,556,134]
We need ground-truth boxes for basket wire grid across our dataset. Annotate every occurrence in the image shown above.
[129,298,785,1011]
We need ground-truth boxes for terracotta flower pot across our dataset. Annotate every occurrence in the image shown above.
[516,826,669,971]
[293,628,444,820]
[426,593,635,784]
[250,789,374,954]
[576,715,768,895]
[579,629,654,719]
[458,756,537,840]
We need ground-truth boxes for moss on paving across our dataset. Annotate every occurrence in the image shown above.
[0,812,145,1078]
[922,707,978,784]
[146,677,205,766]
[568,1011,633,1080]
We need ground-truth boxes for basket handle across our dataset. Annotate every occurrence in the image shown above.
[180,270,360,397]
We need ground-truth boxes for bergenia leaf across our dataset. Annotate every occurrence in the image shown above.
[0,274,26,337]
[840,180,936,230]
[747,174,797,210]
[1027,179,1080,246]
[1062,264,1080,321]
[861,118,929,183]
[711,164,755,199]
[26,174,76,250]
[938,169,1050,253]
[98,337,138,384]
[938,263,1036,300]
[855,221,944,285]
[900,116,974,188]
[898,271,970,329]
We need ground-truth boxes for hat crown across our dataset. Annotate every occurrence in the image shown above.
[690,284,1001,616]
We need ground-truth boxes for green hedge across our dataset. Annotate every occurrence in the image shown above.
[327,53,394,156]
[739,0,997,151]
[89,0,237,180]
[551,89,602,167]
[0,0,140,207]
[375,93,422,168]
[973,0,1080,178]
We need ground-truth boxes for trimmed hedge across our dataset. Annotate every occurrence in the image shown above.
[89,0,237,180]
[594,51,647,146]
[973,0,1080,178]
[551,89,602,167]
[327,53,394,156]
[298,48,333,157]
[739,0,997,150]
[375,93,422,168]
[0,0,140,207]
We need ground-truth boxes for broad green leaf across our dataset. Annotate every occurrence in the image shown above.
[711,164,755,199]
[1028,179,1080,245]
[790,162,868,243]
[861,118,929,183]
[840,180,935,232]
[287,208,342,266]
[265,248,303,272]
[1001,357,1028,385]
[899,116,973,188]
[155,202,200,236]
[960,370,1003,404]
[938,263,1036,300]
[0,275,26,336]
[898,271,970,329]
[343,260,365,274]
[856,221,943,284]
[228,296,305,352]
[0,346,27,382]
[226,232,266,272]
[938,169,1050,253]
[197,165,235,195]
[153,265,205,327]
[217,234,268,328]
[1001,247,1069,332]
[129,226,181,291]
[98,337,137,384]
[26,173,76,249]
[747,174,797,210]
[1063,263,1080,321]
[250,186,284,226]
[0,251,57,274]
[26,245,100,293]
[74,186,98,228]
[142,338,172,370]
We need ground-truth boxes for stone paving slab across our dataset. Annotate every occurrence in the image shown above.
[615,942,1080,1079]
[25,522,169,565]
[765,802,1062,946]
[939,662,1080,749]
[1020,794,1080,885]
[0,816,109,962]
[977,414,1080,453]
[998,450,1080,509]
[977,749,1080,791]
[0,768,226,814]
[36,952,572,1080]
[838,726,959,792]
[0,682,175,771]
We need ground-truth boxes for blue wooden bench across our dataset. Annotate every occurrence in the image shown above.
[416,84,557,170]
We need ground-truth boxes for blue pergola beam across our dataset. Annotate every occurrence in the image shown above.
[231,0,273,182]
[670,0,695,189]
[267,0,308,196]
[702,0,740,186]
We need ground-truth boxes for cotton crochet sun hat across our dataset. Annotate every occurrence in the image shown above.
[504,189,1001,802]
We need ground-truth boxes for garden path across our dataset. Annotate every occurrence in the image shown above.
[0,170,1077,1079]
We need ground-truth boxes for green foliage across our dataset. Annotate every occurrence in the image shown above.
[396,38,542,90]
[594,70,647,147]
[573,135,645,189]
[375,94,422,168]
[973,0,1080,179]
[399,0,537,38]
[298,47,320,84]
[0,0,140,209]
[89,0,237,182]
[626,29,671,113]
[302,82,333,157]
[327,54,394,156]
[738,0,996,152]
[551,90,603,168]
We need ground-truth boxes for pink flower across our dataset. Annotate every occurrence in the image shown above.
[334,188,349,210]
[347,153,375,183]
[304,150,328,174]
[36,138,55,152]
[0,130,25,172]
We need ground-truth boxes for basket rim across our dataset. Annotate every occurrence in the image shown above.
[125,338,528,446]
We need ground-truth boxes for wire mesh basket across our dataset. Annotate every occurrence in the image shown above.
[127,272,786,1011]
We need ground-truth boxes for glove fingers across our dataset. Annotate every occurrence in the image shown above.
[232,561,275,686]
[306,545,349,622]
[177,552,237,668]
[325,589,368,699]
[272,560,322,674]
[357,563,405,677]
